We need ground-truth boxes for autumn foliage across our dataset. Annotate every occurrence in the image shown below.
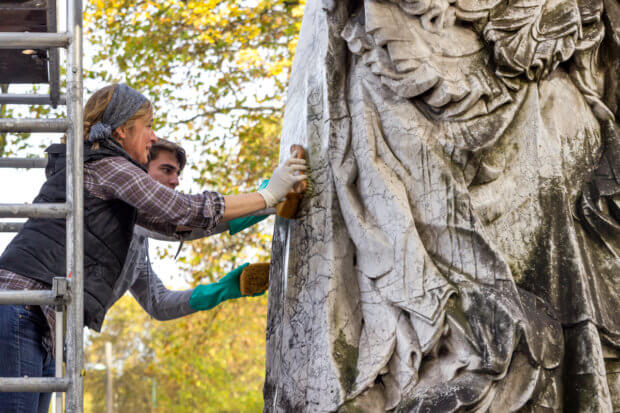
[81,0,304,411]
[85,294,269,412]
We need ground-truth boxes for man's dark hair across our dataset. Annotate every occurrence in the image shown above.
[147,138,187,172]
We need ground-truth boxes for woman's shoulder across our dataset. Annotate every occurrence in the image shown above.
[86,155,143,175]
[85,155,148,200]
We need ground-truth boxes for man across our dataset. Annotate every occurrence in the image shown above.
[115,138,270,322]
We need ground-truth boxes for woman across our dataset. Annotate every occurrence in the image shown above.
[0,83,306,413]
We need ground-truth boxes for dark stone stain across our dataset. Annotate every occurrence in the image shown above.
[333,329,359,395]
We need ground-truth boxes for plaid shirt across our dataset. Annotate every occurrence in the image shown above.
[85,156,225,234]
[0,155,225,354]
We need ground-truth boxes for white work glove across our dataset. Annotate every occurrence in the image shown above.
[258,157,307,208]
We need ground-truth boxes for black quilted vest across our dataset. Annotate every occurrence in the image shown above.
[0,140,145,330]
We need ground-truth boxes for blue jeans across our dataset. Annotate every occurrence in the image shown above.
[0,304,55,413]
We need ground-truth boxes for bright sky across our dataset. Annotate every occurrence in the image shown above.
[0,138,194,289]
[0,3,210,290]
[0,0,272,289]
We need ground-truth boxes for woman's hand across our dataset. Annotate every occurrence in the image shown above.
[258,157,307,208]
[222,153,307,220]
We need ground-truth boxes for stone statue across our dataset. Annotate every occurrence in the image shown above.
[264,0,620,411]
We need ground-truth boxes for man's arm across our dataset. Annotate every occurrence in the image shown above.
[129,252,197,321]
[130,247,263,319]
[133,223,229,243]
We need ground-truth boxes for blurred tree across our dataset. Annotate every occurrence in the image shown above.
[81,0,304,410]
[84,296,154,412]
[84,294,268,412]
[0,83,52,157]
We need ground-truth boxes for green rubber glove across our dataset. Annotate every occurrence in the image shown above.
[189,263,249,311]
[228,179,270,235]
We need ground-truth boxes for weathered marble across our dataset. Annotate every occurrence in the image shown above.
[265,0,620,411]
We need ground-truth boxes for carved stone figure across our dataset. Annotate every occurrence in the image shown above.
[264,0,620,411]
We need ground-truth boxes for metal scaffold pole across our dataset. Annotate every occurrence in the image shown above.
[65,0,85,411]
[0,1,85,411]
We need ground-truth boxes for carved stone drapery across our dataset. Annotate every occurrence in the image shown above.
[264,1,619,411]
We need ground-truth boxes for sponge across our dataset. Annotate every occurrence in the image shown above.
[239,263,270,296]
[275,192,303,219]
[275,144,307,219]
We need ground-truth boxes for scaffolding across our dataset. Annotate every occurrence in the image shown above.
[0,0,84,411]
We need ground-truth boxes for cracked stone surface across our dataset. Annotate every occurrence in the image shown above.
[264,0,620,411]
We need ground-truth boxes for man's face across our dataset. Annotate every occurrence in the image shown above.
[148,150,181,189]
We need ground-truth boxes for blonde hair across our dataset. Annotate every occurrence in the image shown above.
[82,84,153,143]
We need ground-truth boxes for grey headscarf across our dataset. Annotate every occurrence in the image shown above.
[88,84,148,143]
